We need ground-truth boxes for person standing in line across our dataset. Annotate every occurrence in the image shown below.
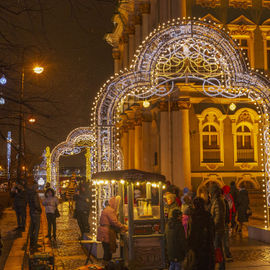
[210,184,226,270]
[74,182,91,238]
[97,196,127,263]
[27,180,42,250]
[10,180,27,231]
[164,192,181,222]
[66,178,77,210]
[221,186,234,259]
[42,188,58,240]
[188,197,215,270]
[229,181,239,232]
[237,183,250,233]
[181,195,193,237]
[165,209,187,270]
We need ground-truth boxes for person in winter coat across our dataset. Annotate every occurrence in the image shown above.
[237,183,250,233]
[181,195,193,237]
[10,181,27,231]
[27,181,42,250]
[210,184,226,270]
[230,181,239,231]
[42,188,59,240]
[74,183,91,238]
[164,192,181,222]
[97,196,127,262]
[188,197,215,270]
[221,187,233,259]
[165,209,187,270]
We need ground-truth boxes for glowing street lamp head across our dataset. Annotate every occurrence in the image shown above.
[28,117,36,123]
[0,75,7,85]
[33,66,44,74]
[229,102,236,111]
[143,100,150,108]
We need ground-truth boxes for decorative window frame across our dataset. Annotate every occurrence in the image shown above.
[227,16,256,69]
[259,19,270,71]
[263,0,270,8]
[236,174,260,189]
[197,108,226,170]
[229,108,260,169]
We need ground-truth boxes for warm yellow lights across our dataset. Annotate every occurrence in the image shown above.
[28,117,36,123]
[120,179,125,184]
[143,100,150,108]
[229,102,236,111]
[33,66,44,74]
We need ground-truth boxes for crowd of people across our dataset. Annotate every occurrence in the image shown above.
[164,181,251,270]
[7,176,251,269]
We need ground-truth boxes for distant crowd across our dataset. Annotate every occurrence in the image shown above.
[164,180,251,270]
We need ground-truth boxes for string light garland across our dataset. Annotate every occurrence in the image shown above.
[89,18,270,228]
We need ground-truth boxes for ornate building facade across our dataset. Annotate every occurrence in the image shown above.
[103,1,270,217]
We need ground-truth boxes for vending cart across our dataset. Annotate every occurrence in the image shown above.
[92,169,166,270]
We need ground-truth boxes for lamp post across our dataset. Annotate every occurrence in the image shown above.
[17,64,43,182]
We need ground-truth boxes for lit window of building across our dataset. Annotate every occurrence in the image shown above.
[197,108,225,168]
[227,16,256,68]
[230,109,259,167]
[260,20,270,71]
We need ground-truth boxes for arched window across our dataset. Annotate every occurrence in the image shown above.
[236,124,254,162]
[202,124,220,162]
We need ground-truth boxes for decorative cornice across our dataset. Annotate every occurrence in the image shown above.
[139,2,150,14]
[229,0,252,9]
[177,99,191,110]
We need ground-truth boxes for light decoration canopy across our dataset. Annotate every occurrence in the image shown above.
[229,102,236,111]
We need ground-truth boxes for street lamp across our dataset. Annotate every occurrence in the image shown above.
[17,64,44,182]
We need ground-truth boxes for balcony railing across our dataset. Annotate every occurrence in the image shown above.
[203,149,220,162]
[237,149,254,162]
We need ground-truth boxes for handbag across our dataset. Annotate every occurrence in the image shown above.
[55,207,60,218]
[246,207,252,217]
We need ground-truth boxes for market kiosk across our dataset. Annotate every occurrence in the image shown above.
[92,169,166,270]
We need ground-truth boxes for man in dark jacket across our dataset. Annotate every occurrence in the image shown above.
[74,183,91,238]
[188,197,215,270]
[230,181,239,231]
[10,181,27,231]
[210,184,226,270]
[237,183,250,233]
[28,182,42,250]
[165,209,187,270]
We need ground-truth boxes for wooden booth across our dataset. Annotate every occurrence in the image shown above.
[92,169,166,270]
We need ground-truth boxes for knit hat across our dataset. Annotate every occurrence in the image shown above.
[183,187,189,194]
[222,185,230,195]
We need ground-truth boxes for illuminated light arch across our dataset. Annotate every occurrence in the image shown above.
[50,127,95,189]
[92,19,270,226]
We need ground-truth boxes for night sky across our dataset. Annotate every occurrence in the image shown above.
[0,1,115,169]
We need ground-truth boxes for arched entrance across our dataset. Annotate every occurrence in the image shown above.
[92,19,270,226]
[48,127,96,190]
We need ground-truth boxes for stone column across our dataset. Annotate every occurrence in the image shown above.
[142,111,152,172]
[128,26,135,66]
[179,0,187,18]
[112,47,120,74]
[159,0,168,23]
[159,101,171,182]
[174,99,191,188]
[140,3,150,40]
[123,33,129,68]
[126,109,135,169]
[132,104,142,170]
[120,113,129,169]
[135,15,141,50]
